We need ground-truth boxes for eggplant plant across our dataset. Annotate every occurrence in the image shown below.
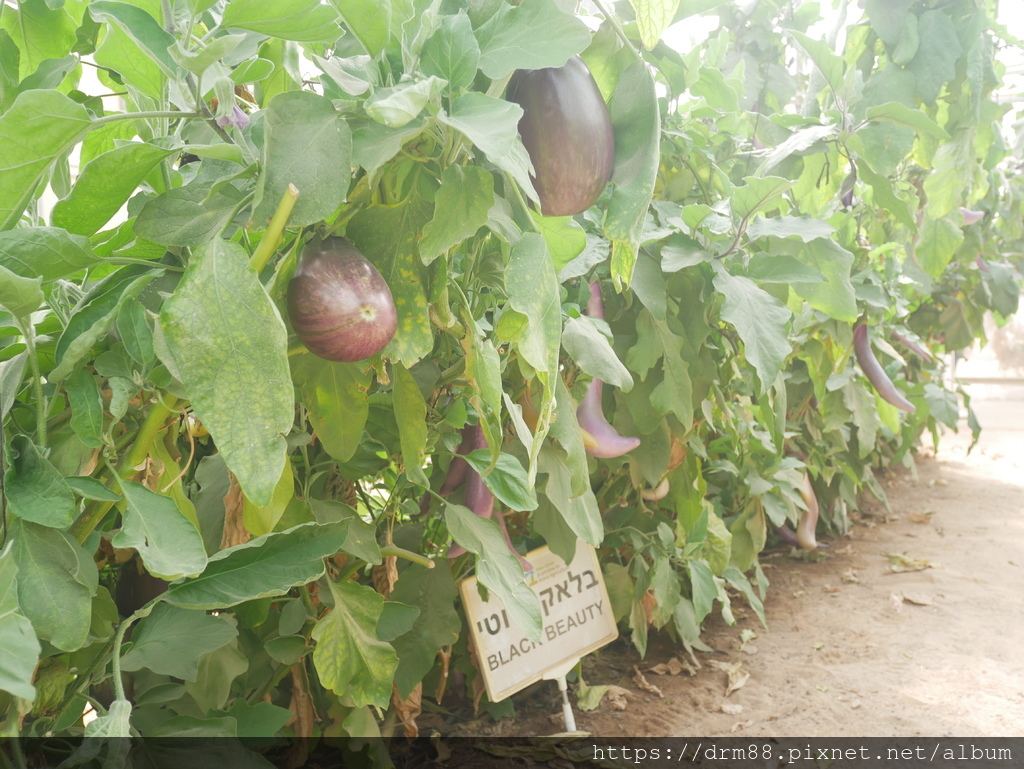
[0,0,1019,749]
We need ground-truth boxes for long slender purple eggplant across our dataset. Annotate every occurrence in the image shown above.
[891,331,934,363]
[418,425,475,517]
[577,281,641,458]
[853,324,916,413]
[444,426,530,569]
[976,255,991,273]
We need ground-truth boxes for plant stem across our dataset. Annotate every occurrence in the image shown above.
[250,185,300,273]
[380,543,435,569]
[68,396,179,543]
[591,0,640,60]
[110,619,133,703]
[92,111,203,128]
[15,318,46,447]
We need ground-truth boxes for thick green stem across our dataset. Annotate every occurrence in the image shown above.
[251,185,300,274]
[68,397,179,543]
[380,544,435,569]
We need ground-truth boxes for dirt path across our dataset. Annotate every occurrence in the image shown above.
[480,389,1024,738]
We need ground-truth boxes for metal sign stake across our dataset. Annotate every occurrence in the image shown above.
[556,674,576,732]
[543,658,581,734]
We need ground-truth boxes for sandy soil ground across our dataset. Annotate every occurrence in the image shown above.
[449,387,1024,739]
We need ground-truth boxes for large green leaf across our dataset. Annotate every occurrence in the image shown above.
[330,0,391,56]
[364,77,445,128]
[93,21,165,101]
[865,102,949,141]
[393,362,429,487]
[0,264,43,321]
[242,459,294,538]
[163,522,349,610]
[712,265,792,394]
[5,436,77,528]
[159,239,293,506]
[437,93,537,205]
[908,10,963,104]
[463,450,538,512]
[420,11,480,91]
[0,547,41,701]
[916,217,963,278]
[389,564,461,697]
[222,0,344,43]
[0,90,91,230]
[251,91,352,228]
[347,199,433,364]
[540,447,603,549]
[51,142,177,236]
[65,369,104,448]
[629,0,681,50]
[51,273,154,383]
[112,481,209,580]
[445,502,542,642]
[312,579,398,708]
[8,520,93,651]
[0,227,97,282]
[505,233,561,377]
[88,2,177,76]
[120,603,237,680]
[604,60,660,288]
[475,0,590,79]
[731,176,794,221]
[0,0,77,80]
[531,212,586,273]
[291,356,370,463]
[135,181,249,247]
[419,165,493,264]
[561,316,633,391]
[783,238,859,322]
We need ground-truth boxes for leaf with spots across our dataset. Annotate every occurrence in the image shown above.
[312,579,398,708]
[346,199,434,365]
[158,239,293,506]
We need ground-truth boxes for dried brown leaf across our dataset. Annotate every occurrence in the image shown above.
[883,552,936,573]
[392,682,422,737]
[632,665,663,697]
[602,685,632,711]
[287,666,314,741]
[220,472,250,550]
[647,657,693,676]
[372,556,399,598]
[720,703,743,715]
[908,512,933,524]
[708,660,750,696]
[435,646,452,704]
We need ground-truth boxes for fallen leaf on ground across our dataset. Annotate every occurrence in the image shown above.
[908,512,933,524]
[577,679,632,712]
[632,666,663,697]
[720,703,743,715]
[647,657,693,676]
[730,719,754,732]
[708,660,750,696]
[841,568,860,583]
[883,552,936,572]
[899,591,934,606]
[889,592,904,612]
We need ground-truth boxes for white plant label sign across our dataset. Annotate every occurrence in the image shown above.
[460,541,618,702]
